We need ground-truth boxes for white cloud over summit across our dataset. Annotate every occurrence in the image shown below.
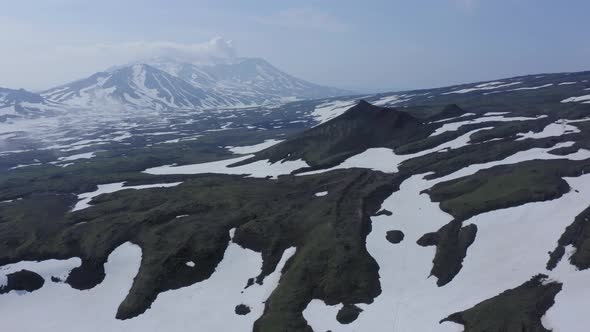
[0,37,238,90]
[56,37,239,67]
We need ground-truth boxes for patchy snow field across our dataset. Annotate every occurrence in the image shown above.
[304,172,590,332]
[0,233,296,332]
[301,127,493,175]
[143,155,308,179]
[431,114,547,136]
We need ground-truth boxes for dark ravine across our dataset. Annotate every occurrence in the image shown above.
[440,274,562,332]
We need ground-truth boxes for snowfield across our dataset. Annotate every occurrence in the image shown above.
[304,171,590,332]
[143,155,309,179]
[0,233,296,332]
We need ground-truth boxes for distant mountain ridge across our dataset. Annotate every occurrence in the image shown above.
[0,87,61,119]
[40,57,352,111]
[41,64,237,111]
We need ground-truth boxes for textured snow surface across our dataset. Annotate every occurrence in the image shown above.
[0,242,140,331]
[429,113,476,124]
[311,100,355,124]
[372,94,413,106]
[443,81,522,94]
[226,139,284,154]
[431,114,547,136]
[509,83,554,91]
[0,235,296,332]
[542,246,590,332]
[57,151,96,162]
[561,94,590,103]
[304,171,590,332]
[143,155,308,179]
[72,182,183,211]
[517,120,580,140]
[0,257,80,290]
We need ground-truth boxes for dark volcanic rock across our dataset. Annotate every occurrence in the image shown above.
[336,304,363,324]
[440,274,562,332]
[375,209,392,216]
[417,220,477,286]
[428,104,466,122]
[66,260,106,290]
[235,304,251,315]
[0,269,45,294]
[424,159,586,221]
[548,145,580,156]
[0,170,397,332]
[547,205,590,270]
[385,230,404,244]
[232,100,427,172]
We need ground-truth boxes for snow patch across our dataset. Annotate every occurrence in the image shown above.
[517,120,580,140]
[431,115,547,136]
[311,100,356,125]
[561,95,590,103]
[143,155,308,179]
[301,127,492,175]
[443,82,522,94]
[73,182,182,212]
[226,139,284,154]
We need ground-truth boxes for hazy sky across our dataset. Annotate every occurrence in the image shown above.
[1,0,589,92]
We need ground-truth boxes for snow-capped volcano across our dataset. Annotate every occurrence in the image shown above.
[41,58,351,111]
[42,64,239,111]
[146,57,351,104]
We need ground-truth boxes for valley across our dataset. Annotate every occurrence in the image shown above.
[1,70,590,331]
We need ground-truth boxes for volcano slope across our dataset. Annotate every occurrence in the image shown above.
[2,71,590,331]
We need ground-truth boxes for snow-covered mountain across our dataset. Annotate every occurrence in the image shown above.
[41,59,351,111]
[147,57,351,104]
[41,64,241,111]
[0,87,61,119]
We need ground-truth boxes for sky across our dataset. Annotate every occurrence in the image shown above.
[1,0,589,92]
